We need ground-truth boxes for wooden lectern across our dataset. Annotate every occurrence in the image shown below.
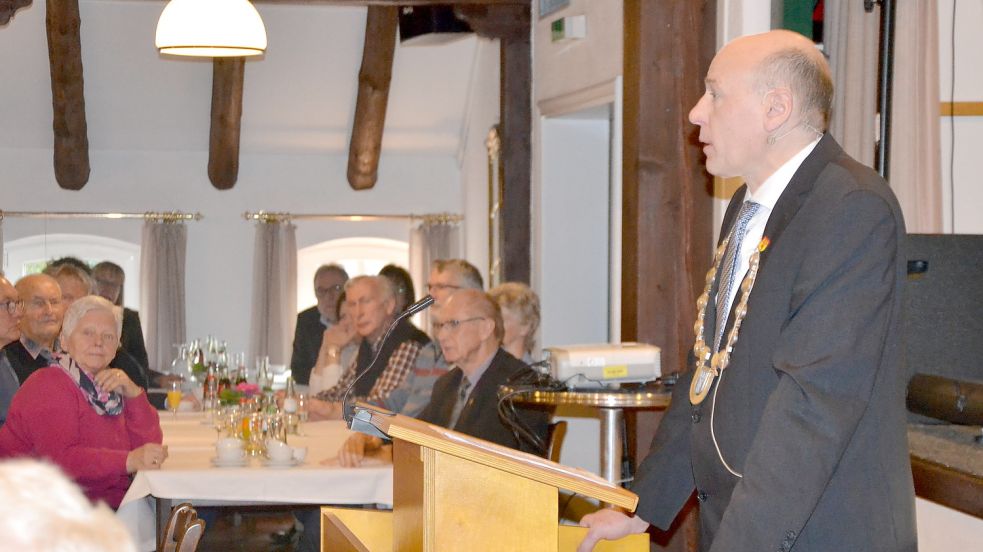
[323,405,646,551]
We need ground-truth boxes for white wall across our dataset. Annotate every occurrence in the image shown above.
[938,0,983,234]
[0,147,461,365]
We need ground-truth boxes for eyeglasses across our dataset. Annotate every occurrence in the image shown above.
[427,283,462,293]
[433,317,484,333]
[0,300,24,315]
[315,284,344,298]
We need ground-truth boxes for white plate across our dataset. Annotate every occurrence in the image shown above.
[210,456,248,468]
[262,458,299,469]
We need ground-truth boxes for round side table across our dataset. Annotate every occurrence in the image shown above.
[501,384,672,485]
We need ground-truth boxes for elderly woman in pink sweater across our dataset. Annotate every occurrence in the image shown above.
[0,295,165,509]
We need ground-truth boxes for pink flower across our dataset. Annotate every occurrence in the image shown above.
[235,382,261,397]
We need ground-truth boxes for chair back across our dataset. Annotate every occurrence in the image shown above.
[158,502,204,552]
[175,519,206,552]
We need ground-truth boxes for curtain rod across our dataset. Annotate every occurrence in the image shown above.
[242,211,463,224]
[0,210,203,222]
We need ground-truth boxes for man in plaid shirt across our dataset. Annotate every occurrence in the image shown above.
[307,275,430,420]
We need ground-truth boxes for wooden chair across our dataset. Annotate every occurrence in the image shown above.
[174,518,206,552]
[158,502,205,552]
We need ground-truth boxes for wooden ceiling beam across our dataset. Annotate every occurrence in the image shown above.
[347,5,397,190]
[46,0,89,190]
[0,0,32,25]
[208,58,245,190]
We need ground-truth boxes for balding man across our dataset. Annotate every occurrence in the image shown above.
[579,30,914,552]
[0,275,24,426]
[291,264,349,386]
[338,289,548,466]
[2,274,62,384]
[308,276,430,419]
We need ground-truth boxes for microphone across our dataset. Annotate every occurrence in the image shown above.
[342,295,435,425]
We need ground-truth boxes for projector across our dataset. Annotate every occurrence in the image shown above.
[543,343,661,389]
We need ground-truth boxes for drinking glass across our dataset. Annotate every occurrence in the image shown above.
[296,393,308,423]
[166,381,183,419]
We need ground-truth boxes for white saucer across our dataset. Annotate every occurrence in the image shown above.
[210,456,248,468]
[261,458,299,469]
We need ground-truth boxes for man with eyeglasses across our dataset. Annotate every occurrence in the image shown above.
[2,274,62,385]
[290,264,349,386]
[0,275,24,426]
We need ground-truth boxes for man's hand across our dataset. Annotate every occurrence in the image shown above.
[338,434,385,467]
[577,509,649,552]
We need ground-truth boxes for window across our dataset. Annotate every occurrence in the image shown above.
[3,233,141,309]
[296,237,409,311]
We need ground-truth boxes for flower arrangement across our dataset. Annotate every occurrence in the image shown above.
[219,382,261,406]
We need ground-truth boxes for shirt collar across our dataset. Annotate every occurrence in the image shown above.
[20,336,56,361]
[747,137,821,209]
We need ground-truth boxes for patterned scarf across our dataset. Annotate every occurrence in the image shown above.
[54,354,124,416]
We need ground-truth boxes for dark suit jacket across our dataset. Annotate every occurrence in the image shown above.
[290,306,326,385]
[121,308,149,372]
[417,348,548,455]
[632,136,916,552]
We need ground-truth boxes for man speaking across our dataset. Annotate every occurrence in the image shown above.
[580,30,915,552]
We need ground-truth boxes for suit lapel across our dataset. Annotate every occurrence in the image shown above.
[758,134,841,272]
[437,368,464,427]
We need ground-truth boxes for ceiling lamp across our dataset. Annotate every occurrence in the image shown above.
[155,0,267,57]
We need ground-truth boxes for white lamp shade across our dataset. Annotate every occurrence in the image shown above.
[155,0,267,57]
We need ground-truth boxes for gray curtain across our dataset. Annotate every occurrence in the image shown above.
[890,0,942,232]
[409,216,462,327]
[248,221,297,367]
[140,221,187,373]
[825,1,879,167]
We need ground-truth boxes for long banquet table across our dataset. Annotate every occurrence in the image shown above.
[116,411,394,551]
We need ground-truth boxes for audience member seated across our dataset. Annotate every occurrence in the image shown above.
[308,276,430,419]
[291,264,349,386]
[0,295,166,509]
[308,292,358,395]
[92,261,151,374]
[3,274,62,384]
[45,262,150,390]
[338,289,550,466]
[378,264,416,312]
[0,275,23,427]
[489,282,541,363]
[0,459,137,551]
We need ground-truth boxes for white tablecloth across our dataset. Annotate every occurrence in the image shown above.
[116,412,393,551]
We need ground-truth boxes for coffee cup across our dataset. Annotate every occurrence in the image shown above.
[266,439,293,462]
[216,437,244,461]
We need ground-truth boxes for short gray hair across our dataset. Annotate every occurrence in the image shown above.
[43,263,94,295]
[314,264,349,282]
[757,46,833,130]
[0,460,136,551]
[61,295,122,343]
[345,275,396,304]
[431,259,483,290]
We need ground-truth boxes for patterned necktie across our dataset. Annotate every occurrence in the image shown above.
[448,377,472,428]
[715,200,761,350]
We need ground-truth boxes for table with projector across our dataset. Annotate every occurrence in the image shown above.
[507,343,670,484]
[115,412,393,551]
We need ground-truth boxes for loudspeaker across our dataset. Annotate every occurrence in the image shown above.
[398,6,472,46]
[904,234,983,385]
